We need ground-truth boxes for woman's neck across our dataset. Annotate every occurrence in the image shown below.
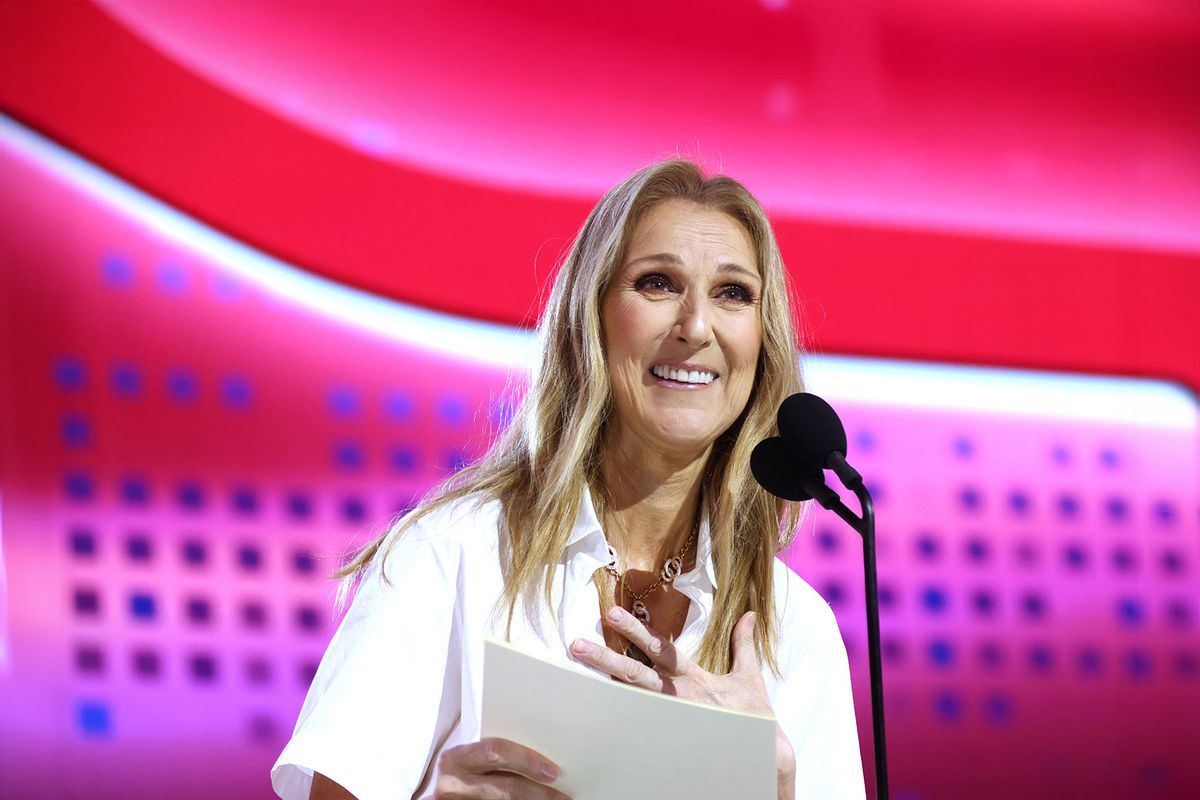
[597,428,709,571]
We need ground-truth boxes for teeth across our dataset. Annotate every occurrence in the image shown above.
[651,365,715,384]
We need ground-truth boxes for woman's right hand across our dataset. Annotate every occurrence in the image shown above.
[434,737,571,799]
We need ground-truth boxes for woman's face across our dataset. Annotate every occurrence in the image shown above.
[601,199,763,458]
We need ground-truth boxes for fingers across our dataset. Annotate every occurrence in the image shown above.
[730,611,759,675]
[440,738,561,785]
[569,636,664,692]
[602,606,684,675]
[437,771,571,800]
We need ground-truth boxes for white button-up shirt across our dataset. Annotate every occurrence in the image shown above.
[272,488,865,799]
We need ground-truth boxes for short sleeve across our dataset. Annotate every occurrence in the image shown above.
[271,520,464,800]
[773,566,867,799]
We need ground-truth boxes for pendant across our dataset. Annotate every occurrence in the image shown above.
[632,600,650,625]
[661,556,682,582]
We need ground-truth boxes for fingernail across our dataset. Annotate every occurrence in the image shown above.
[608,606,627,623]
[541,764,559,782]
[571,639,593,655]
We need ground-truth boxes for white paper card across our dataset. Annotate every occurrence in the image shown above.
[481,638,777,800]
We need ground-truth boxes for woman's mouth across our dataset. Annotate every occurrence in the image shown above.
[650,365,718,385]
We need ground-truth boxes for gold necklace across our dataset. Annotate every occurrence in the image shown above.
[602,513,698,627]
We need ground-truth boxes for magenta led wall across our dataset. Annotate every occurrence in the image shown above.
[1,115,1197,799]
[1,2,1198,798]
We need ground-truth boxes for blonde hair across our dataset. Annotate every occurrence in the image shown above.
[340,159,805,674]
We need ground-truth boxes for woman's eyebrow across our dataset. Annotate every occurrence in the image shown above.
[717,262,761,282]
[625,252,683,268]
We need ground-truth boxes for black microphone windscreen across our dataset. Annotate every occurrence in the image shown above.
[750,437,816,501]
[777,392,847,469]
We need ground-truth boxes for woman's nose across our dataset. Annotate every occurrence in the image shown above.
[673,299,713,347]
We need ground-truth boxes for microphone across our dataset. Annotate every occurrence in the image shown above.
[776,392,862,490]
[749,437,840,508]
[753,392,889,800]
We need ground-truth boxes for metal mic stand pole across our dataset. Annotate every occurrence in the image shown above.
[800,475,889,800]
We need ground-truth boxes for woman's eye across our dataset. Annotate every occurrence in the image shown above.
[635,274,673,293]
[717,284,754,303]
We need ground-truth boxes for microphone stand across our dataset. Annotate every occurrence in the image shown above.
[802,460,889,800]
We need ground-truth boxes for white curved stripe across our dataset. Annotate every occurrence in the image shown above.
[806,355,1197,432]
[0,113,537,368]
[2,113,1194,430]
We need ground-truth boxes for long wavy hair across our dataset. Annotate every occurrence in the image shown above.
[340,159,805,674]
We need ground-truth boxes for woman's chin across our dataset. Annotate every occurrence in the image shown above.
[640,424,724,459]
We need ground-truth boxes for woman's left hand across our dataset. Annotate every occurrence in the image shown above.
[569,606,797,800]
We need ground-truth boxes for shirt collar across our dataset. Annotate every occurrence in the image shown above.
[566,484,717,590]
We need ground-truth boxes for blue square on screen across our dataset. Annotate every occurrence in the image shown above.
[340,497,366,523]
[921,586,948,615]
[221,376,253,410]
[64,471,95,501]
[70,529,97,558]
[78,702,111,736]
[1152,500,1177,527]
[438,395,469,426]
[176,482,206,511]
[1063,543,1089,570]
[189,653,218,683]
[166,370,199,403]
[298,661,319,687]
[111,364,143,398]
[384,391,415,422]
[119,476,150,506]
[389,446,418,472]
[125,535,153,562]
[182,539,208,567]
[1056,493,1081,519]
[1117,597,1145,627]
[951,436,975,460]
[158,260,191,294]
[75,645,105,675]
[1126,650,1153,680]
[60,412,91,450]
[133,650,161,679]
[328,386,362,419]
[983,694,1014,726]
[928,639,956,668]
[286,493,313,520]
[130,593,157,620]
[295,606,320,632]
[54,357,86,391]
[1028,644,1055,674]
[443,448,471,473]
[333,441,365,470]
[957,485,982,512]
[934,692,963,723]
[1077,647,1104,676]
[241,602,267,629]
[212,272,242,300]
[293,551,318,575]
[101,253,134,288]
[231,486,260,516]
[237,545,263,571]
[73,588,101,617]
[965,537,991,563]
[186,598,212,624]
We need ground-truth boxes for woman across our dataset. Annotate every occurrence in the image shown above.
[272,160,864,799]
